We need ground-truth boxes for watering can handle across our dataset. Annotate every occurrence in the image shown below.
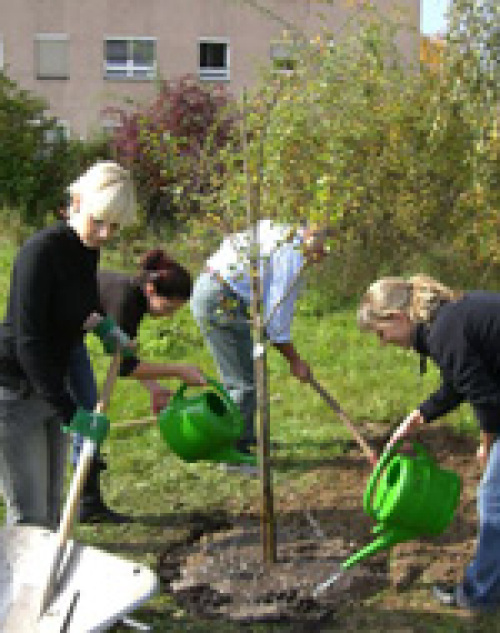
[169,377,244,428]
[363,439,431,518]
[204,377,244,427]
[364,439,404,518]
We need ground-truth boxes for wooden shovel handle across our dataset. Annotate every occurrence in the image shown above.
[95,351,122,413]
[58,352,121,537]
[39,353,121,617]
[309,376,378,467]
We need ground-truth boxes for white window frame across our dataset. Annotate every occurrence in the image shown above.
[35,33,70,80]
[198,37,230,81]
[104,36,157,80]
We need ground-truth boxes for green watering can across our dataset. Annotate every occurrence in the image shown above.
[341,439,461,571]
[157,378,256,466]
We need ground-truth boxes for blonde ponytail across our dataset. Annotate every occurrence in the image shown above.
[358,274,459,331]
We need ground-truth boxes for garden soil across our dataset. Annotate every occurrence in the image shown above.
[157,424,480,626]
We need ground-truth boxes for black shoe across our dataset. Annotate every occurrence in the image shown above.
[432,584,458,607]
[78,499,132,525]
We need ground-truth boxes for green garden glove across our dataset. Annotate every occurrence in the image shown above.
[92,315,135,358]
[63,408,110,446]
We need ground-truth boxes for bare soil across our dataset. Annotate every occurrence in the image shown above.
[157,424,480,625]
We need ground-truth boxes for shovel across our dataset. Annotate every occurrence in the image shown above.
[2,352,122,631]
[308,375,378,467]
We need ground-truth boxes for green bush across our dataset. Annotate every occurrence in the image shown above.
[0,71,110,227]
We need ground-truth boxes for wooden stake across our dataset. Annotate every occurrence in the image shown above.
[243,90,276,564]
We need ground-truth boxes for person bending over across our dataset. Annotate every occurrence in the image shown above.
[358,274,500,612]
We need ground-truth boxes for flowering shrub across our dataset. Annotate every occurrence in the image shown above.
[105,75,236,227]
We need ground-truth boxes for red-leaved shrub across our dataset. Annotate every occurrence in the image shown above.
[104,74,236,226]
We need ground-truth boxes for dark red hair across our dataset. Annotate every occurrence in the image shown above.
[138,249,192,299]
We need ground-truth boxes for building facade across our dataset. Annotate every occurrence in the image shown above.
[0,0,419,137]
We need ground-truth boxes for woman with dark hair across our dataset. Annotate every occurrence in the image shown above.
[70,248,206,523]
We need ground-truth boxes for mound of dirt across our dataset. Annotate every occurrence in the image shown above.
[161,519,387,623]
[158,424,479,623]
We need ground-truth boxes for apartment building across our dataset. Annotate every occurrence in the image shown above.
[0,0,419,138]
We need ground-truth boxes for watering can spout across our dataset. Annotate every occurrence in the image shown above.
[341,526,415,571]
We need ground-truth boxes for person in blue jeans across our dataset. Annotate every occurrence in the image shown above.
[70,250,206,523]
[190,219,330,471]
[358,273,500,612]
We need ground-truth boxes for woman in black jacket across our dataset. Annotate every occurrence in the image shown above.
[358,274,500,612]
[0,161,137,529]
[70,249,206,523]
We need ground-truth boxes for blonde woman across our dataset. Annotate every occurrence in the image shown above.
[0,161,136,529]
[358,274,500,611]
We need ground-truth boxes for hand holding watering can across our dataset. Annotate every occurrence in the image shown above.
[384,408,426,454]
[148,366,206,414]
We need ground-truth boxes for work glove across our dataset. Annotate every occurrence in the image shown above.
[92,316,135,358]
[63,408,110,446]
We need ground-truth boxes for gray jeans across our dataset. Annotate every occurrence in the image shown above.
[190,271,256,448]
[0,385,68,529]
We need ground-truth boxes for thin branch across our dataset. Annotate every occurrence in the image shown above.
[227,0,308,43]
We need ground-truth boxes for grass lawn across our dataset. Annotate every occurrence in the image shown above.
[0,234,495,632]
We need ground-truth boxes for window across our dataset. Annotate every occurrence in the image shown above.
[104,38,156,79]
[35,34,69,79]
[198,39,229,81]
[270,41,297,74]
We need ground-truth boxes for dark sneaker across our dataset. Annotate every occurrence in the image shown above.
[432,584,458,608]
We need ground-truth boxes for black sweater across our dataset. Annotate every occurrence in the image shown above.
[414,291,500,432]
[0,222,101,422]
[98,270,146,377]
